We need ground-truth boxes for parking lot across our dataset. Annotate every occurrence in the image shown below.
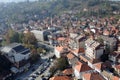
[15,52,54,80]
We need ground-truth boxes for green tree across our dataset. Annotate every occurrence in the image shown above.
[4,29,24,44]
[37,47,44,53]
[49,66,57,74]
[55,57,69,71]
[96,37,104,45]
[30,53,40,64]
[23,32,37,45]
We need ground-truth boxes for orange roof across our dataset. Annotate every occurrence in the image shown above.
[62,68,73,75]
[115,64,120,70]
[74,61,92,72]
[55,46,64,52]
[72,48,85,54]
[83,72,105,80]
[67,53,75,60]
[79,55,88,62]
[57,37,66,41]
[83,72,91,80]
[94,62,103,70]
[113,76,119,80]
[49,76,73,80]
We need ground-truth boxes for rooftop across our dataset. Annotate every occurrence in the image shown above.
[49,76,73,80]
[83,72,105,80]
[74,61,92,72]
[67,52,75,60]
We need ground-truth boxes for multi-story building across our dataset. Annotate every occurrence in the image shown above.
[1,43,31,74]
[85,38,104,59]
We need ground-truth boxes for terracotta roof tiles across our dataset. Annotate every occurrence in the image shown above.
[67,53,75,60]
[49,76,73,80]
[83,72,105,80]
[62,68,73,75]
[74,61,92,72]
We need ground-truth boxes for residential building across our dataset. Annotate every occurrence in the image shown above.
[109,51,120,64]
[85,38,104,59]
[62,68,73,76]
[73,61,93,79]
[82,72,105,80]
[100,35,117,53]
[54,46,69,58]
[1,43,31,74]
[49,76,73,80]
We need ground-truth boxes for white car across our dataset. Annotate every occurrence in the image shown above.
[27,77,34,80]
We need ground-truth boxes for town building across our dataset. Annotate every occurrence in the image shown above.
[1,43,31,74]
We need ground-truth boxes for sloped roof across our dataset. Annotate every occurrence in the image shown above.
[62,68,73,75]
[83,72,105,80]
[94,62,103,70]
[74,61,92,72]
[55,46,64,52]
[67,53,75,60]
[49,76,73,80]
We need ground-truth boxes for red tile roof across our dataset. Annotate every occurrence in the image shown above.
[62,68,73,75]
[55,46,64,52]
[94,62,103,70]
[67,53,75,60]
[57,37,66,41]
[74,61,92,72]
[83,72,105,80]
[113,76,119,80]
[49,76,73,80]
[72,48,85,54]
[115,64,120,70]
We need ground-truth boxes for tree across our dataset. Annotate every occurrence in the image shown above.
[23,32,37,45]
[49,66,57,74]
[4,29,24,44]
[96,37,104,45]
[55,57,69,71]
[30,52,40,64]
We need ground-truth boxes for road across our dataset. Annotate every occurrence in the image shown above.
[15,52,55,80]
[15,59,43,80]
[15,41,55,80]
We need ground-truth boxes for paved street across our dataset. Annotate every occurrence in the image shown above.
[15,51,54,80]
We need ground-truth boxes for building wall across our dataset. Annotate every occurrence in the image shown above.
[31,30,44,41]
[95,48,104,59]
[109,55,116,62]
[88,61,94,68]
[5,49,30,63]
[74,69,81,79]
[11,63,30,73]
[85,47,94,59]
[54,49,60,58]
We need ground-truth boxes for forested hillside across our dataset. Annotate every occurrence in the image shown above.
[0,0,120,24]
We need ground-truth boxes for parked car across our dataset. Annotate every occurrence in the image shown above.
[27,77,35,80]
[35,71,41,75]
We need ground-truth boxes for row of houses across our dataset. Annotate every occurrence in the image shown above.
[50,34,120,80]
[47,15,120,79]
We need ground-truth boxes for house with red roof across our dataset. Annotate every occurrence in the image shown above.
[54,46,69,58]
[73,61,93,79]
[82,72,105,80]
